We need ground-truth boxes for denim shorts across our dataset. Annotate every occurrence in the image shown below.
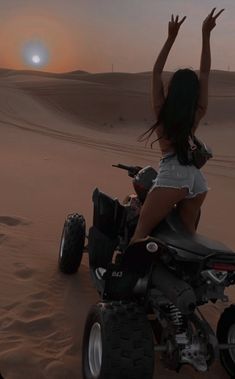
[150,153,209,199]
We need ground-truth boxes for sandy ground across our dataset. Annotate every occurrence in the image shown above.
[0,70,235,378]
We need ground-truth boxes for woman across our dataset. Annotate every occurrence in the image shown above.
[130,8,224,244]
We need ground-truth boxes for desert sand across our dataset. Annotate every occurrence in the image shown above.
[0,69,235,378]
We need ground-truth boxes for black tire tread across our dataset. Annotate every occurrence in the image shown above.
[217,304,235,377]
[82,301,154,379]
[59,213,85,274]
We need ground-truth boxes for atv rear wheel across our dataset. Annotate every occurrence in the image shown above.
[58,213,86,274]
[217,304,235,377]
[82,302,154,379]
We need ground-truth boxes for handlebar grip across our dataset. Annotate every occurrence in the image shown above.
[112,164,143,178]
[112,164,131,170]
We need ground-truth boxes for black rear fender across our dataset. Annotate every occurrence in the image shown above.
[88,226,118,270]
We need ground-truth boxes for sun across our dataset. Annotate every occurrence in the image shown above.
[22,41,49,68]
[32,55,41,64]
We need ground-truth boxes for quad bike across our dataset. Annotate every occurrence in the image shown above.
[58,163,235,379]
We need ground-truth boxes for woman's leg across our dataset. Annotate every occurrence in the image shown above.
[178,192,207,233]
[130,187,188,243]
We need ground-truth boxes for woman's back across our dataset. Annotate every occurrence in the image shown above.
[155,124,174,154]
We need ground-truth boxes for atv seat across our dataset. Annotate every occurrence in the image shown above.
[153,209,234,257]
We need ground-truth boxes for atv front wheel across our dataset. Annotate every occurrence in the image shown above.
[58,213,86,274]
[82,302,154,379]
[217,304,235,377]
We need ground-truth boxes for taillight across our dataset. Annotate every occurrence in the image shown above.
[209,263,235,271]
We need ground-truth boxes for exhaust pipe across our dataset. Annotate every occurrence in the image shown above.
[151,263,196,315]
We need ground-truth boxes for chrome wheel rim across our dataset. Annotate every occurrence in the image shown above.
[60,234,65,259]
[228,324,235,362]
[88,322,102,377]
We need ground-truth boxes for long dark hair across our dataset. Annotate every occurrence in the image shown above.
[138,69,200,164]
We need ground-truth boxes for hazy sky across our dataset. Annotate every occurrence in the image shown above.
[0,0,234,73]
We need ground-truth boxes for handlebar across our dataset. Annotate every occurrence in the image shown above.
[112,164,142,178]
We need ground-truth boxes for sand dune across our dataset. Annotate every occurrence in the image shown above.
[2,69,235,128]
[0,70,235,378]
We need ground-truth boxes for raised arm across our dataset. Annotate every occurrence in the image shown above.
[194,8,225,127]
[152,15,186,117]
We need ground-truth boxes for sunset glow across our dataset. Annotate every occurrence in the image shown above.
[0,7,79,72]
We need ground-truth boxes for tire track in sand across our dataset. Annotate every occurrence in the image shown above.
[1,116,235,178]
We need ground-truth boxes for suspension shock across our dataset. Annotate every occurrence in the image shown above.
[167,303,186,334]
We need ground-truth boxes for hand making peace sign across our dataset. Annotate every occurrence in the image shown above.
[202,8,225,34]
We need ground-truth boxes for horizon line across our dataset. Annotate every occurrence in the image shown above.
[0,67,234,75]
